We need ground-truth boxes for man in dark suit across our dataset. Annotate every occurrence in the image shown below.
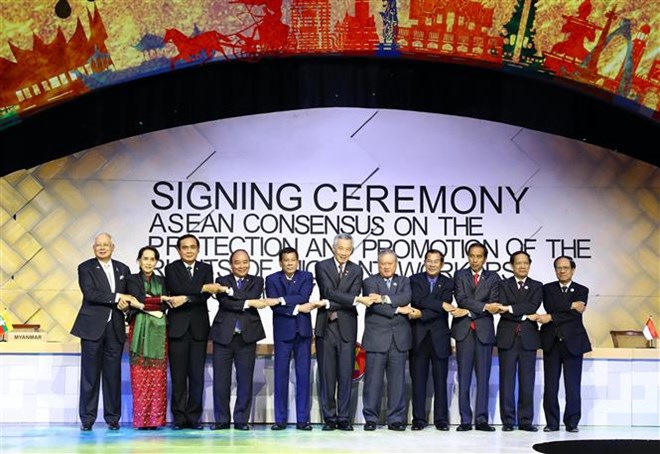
[266,247,323,431]
[315,233,363,431]
[538,256,590,433]
[164,233,224,430]
[211,249,278,430]
[496,251,542,432]
[71,232,133,431]
[409,249,455,431]
[452,242,501,432]
[360,249,413,431]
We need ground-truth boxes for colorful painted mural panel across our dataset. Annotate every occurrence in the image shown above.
[1,0,658,127]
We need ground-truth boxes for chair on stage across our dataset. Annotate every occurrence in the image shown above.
[609,330,649,348]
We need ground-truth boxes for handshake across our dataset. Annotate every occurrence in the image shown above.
[247,299,326,312]
[356,293,386,307]
[295,301,327,313]
[117,293,186,311]
[440,302,505,317]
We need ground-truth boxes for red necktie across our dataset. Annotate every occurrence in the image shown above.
[470,274,479,330]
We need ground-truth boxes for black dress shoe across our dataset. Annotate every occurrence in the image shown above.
[435,423,449,431]
[190,423,204,430]
[387,422,405,431]
[519,424,538,432]
[108,422,120,431]
[211,423,230,430]
[543,426,559,432]
[234,423,250,431]
[502,424,514,432]
[296,423,313,431]
[364,421,377,431]
[172,424,185,430]
[475,423,496,432]
[337,421,353,431]
[456,424,472,432]
[80,424,92,432]
[322,422,336,431]
[566,425,579,433]
[411,422,425,431]
[271,423,287,430]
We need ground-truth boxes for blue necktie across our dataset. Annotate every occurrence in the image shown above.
[235,278,244,333]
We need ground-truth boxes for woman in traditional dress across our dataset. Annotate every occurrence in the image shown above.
[126,246,169,429]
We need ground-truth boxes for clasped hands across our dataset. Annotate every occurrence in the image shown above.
[296,301,326,313]
[356,294,421,319]
[527,301,586,324]
[117,294,143,311]
[356,293,385,307]
[441,302,503,318]
[161,283,233,309]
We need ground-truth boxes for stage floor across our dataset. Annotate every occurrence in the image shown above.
[1,424,658,453]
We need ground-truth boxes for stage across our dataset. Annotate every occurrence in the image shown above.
[1,344,658,427]
[1,423,659,453]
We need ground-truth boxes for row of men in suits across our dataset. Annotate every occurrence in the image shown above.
[314,236,591,434]
[71,232,590,434]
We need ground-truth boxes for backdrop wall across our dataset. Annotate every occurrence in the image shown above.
[1,108,657,347]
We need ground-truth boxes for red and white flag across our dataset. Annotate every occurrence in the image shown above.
[642,316,658,341]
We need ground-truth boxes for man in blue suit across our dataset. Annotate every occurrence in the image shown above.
[71,232,133,431]
[266,247,323,431]
[409,249,455,431]
[538,256,590,433]
[452,242,501,432]
[496,251,542,432]
[360,249,414,431]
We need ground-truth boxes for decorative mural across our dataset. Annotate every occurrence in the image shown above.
[0,0,658,128]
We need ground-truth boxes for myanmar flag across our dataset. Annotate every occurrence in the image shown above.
[0,307,13,335]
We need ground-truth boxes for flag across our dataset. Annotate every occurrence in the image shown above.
[0,306,14,336]
[643,316,658,341]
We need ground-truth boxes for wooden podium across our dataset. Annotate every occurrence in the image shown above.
[5,324,47,343]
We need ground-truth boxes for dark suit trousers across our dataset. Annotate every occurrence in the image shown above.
[79,320,123,425]
[456,330,493,425]
[168,329,207,426]
[274,333,312,424]
[316,321,355,424]
[362,339,408,425]
[213,335,257,425]
[410,334,449,426]
[543,338,583,428]
[498,336,537,426]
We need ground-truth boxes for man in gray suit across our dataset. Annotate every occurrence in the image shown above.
[359,249,415,431]
[452,242,501,432]
[315,233,363,431]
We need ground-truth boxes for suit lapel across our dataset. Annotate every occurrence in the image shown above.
[511,278,523,305]
[279,272,291,293]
